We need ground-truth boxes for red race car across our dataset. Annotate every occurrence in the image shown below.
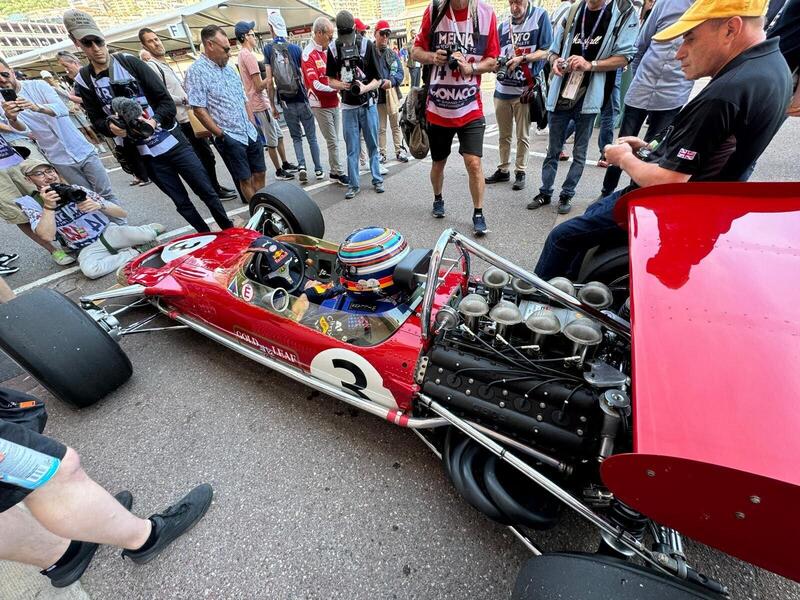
[1,182,798,599]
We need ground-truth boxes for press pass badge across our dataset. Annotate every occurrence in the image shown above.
[0,439,61,490]
[561,71,584,100]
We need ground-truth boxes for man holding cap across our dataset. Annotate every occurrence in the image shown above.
[534,0,793,280]
[233,20,296,182]
[373,20,410,165]
[263,11,323,182]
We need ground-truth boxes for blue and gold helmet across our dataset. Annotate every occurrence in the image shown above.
[338,227,410,295]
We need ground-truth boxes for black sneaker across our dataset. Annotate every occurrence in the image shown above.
[43,491,133,588]
[432,198,445,218]
[557,195,573,215]
[485,169,510,184]
[512,171,526,191]
[0,264,19,276]
[379,154,387,164]
[216,186,237,200]
[336,174,350,187]
[282,161,299,173]
[472,213,488,236]
[0,252,18,265]
[121,483,213,565]
[527,193,552,210]
[275,169,294,181]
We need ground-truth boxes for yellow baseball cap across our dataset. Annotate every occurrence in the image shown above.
[653,0,768,41]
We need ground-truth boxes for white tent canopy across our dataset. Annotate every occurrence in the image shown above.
[8,0,331,77]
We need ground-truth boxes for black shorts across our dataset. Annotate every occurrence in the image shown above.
[0,419,66,512]
[428,117,486,162]
[213,134,266,182]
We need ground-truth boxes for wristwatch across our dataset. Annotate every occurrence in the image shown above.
[591,60,599,71]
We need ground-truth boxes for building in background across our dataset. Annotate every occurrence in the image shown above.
[0,19,67,59]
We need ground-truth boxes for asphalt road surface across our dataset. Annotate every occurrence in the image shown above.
[2,92,798,600]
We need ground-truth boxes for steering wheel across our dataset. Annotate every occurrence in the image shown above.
[252,243,306,294]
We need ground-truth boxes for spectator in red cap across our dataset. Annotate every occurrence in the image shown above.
[354,18,369,34]
[373,20,409,164]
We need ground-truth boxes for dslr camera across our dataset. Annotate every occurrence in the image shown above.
[445,44,465,71]
[47,183,87,208]
[495,56,510,81]
[107,97,155,142]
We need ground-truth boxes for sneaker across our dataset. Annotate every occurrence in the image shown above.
[275,168,294,181]
[558,151,570,161]
[472,213,488,236]
[379,154,387,164]
[374,181,385,193]
[432,198,445,218]
[345,188,359,200]
[43,491,133,588]
[0,264,20,276]
[282,161,299,173]
[51,249,76,266]
[217,186,237,200]
[557,195,572,215]
[335,174,350,187]
[298,166,308,182]
[0,252,18,265]
[485,169,510,184]
[315,169,324,180]
[396,148,410,163]
[527,193,552,210]
[121,483,213,565]
[512,171,526,191]
[535,126,549,136]
[379,165,388,176]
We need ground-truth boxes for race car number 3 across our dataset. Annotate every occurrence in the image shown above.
[160,235,217,263]
[310,349,398,409]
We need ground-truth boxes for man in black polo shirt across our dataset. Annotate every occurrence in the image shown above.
[534,0,792,280]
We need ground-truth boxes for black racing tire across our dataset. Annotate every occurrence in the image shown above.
[249,181,325,238]
[577,245,630,288]
[0,289,132,408]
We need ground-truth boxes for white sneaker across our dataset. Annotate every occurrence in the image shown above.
[535,127,549,136]
[379,165,388,176]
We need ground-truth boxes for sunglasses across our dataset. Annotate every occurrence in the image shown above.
[80,36,106,48]
[27,167,57,178]
[379,30,391,36]
[211,39,231,54]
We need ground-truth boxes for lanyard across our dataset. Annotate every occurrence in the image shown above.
[579,1,608,57]
[448,4,468,49]
[506,4,532,55]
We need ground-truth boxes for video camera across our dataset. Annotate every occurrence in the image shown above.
[107,97,155,142]
[46,182,87,208]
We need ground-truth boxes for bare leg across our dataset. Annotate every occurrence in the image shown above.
[277,138,288,164]
[464,154,484,209]
[0,278,15,303]
[267,146,281,171]
[430,158,447,196]
[252,171,266,193]
[22,448,151,551]
[0,505,70,568]
[17,223,58,253]
[239,178,256,203]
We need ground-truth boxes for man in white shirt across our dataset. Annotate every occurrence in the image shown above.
[138,27,237,200]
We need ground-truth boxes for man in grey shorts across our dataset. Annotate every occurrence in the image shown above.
[235,20,296,181]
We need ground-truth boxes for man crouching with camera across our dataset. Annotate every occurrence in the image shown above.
[17,158,163,279]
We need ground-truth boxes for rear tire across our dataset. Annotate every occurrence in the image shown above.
[577,245,629,288]
[0,289,132,408]
[249,182,325,238]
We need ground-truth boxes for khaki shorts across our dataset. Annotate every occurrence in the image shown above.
[0,166,36,226]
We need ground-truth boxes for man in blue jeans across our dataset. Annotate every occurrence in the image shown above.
[326,11,385,199]
[534,0,792,280]
[264,12,322,183]
[528,0,639,215]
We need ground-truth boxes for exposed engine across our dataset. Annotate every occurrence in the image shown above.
[420,267,634,530]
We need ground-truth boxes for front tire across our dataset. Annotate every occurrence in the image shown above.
[0,289,132,408]
[249,182,325,238]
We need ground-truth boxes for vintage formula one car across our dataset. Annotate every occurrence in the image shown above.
[1,181,798,599]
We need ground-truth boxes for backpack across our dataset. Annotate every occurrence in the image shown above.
[269,42,301,98]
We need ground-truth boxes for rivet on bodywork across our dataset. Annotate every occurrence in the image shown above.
[646,469,656,478]
[750,496,761,504]
[735,512,746,520]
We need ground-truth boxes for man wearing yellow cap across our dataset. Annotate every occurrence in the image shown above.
[533,0,792,280]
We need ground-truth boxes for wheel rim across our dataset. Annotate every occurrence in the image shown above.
[252,202,293,237]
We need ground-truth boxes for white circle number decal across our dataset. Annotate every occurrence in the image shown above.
[160,235,217,263]
[310,348,398,409]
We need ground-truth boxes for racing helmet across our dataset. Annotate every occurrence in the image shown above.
[249,236,302,291]
[338,227,410,296]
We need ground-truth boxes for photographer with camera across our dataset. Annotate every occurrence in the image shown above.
[484,0,552,192]
[0,58,124,223]
[64,10,233,234]
[410,0,500,236]
[527,0,639,215]
[16,157,164,279]
[326,10,386,199]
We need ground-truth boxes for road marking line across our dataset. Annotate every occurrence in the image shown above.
[13,161,403,294]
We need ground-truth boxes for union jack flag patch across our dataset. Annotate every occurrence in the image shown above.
[677,148,697,160]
